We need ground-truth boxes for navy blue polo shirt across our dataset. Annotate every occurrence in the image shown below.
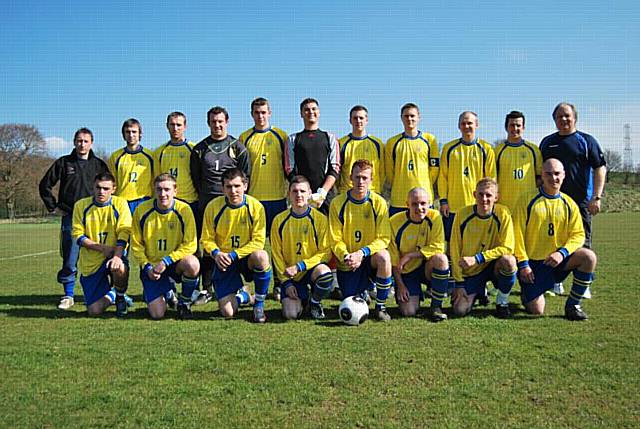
[539,131,606,206]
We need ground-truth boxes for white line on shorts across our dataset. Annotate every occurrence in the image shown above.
[0,250,57,262]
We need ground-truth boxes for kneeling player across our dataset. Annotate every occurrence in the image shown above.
[72,173,131,316]
[201,168,272,323]
[329,160,393,321]
[271,176,333,320]
[514,159,597,320]
[389,187,450,321]
[131,174,200,320]
[450,178,517,318]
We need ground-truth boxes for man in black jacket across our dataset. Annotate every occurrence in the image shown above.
[39,128,110,309]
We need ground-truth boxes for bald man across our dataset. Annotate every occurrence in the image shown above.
[389,187,449,321]
[513,158,598,320]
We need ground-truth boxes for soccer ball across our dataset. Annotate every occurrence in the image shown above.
[338,296,369,326]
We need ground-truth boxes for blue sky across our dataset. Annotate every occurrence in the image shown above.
[1,0,638,162]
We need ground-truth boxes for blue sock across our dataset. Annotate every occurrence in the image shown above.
[496,269,516,294]
[311,272,334,303]
[181,276,199,303]
[374,276,392,310]
[63,281,75,297]
[253,266,272,309]
[566,270,594,307]
[235,290,250,306]
[431,268,449,308]
[106,290,116,304]
[447,277,456,296]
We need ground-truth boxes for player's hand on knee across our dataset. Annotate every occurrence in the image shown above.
[396,284,409,303]
[544,252,563,267]
[215,252,232,270]
[284,265,299,278]
[285,285,298,300]
[519,266,534,283]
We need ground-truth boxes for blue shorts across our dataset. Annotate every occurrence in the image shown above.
[520,258,572,304]
[261,199,288,237]
[337,257,375,298]
[80,258,130,306]
[128,196,151,215]
[443,212,456,242]
[140,263,180,303]
[396,263,427,301]
[80,262,112,306]
[281,270,313,302]
[460,261,497,296]
[212,257,253,300]
[389,206,408,217]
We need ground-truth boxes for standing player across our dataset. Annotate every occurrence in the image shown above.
[271,176,333,320]
[540,102,606,297]
[495,111,542,212]
[108,118,155,214]
[190,106,251,305]
[154,112,198,213]
[131,174,200,320]
[329,160,393,321]
[239,98,288,300]
[449,178,517,318]
[200,168,272,323]
[514,159,597,320]
[385,103,439,215]
[285,98,340,214]
[389,187,450,321]
[338,105,385,195]
[439,111,496,241]
[71,173,131,316]
[39,128,110,309]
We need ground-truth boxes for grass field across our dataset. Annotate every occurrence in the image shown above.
[0,213,638,428]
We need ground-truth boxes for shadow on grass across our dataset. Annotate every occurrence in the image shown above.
[0,294,145,306]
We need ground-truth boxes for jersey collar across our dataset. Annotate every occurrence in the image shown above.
[124,145,144,154]
[291,206,311,218]
[92,197,112,207]
[168,139,188,147]
[505,139,524,147]
[348,133,369,141]
[154,199,175,214]
[347,190,370,204]
[539,187,562,199]
[225,195,247,209]
[460,138,478,146]
[402,131,422,140]
[253,127,272,133]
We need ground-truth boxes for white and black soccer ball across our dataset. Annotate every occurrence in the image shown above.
[338,296,369,326]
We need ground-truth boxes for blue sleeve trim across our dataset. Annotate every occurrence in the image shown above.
[440,199,448,206]
[116,239,127,247]
[77,235,88,246]
[454,281,465,289]
[517,260,530,270]
[296,261,307,272]
[143,263,153,274]
[474,253,485,264]
[161,256,173,267]
[212,249,220,258]
[229,250,238,261]
[361,247,371,257]
[558,247,569,259]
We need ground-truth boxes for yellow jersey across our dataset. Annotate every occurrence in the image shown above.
[389,209,445,274]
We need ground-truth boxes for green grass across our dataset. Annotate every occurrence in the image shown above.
[0,214,639,428]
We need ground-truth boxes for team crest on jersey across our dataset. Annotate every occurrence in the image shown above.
[137,160,144,166]
[302,226,308,235]
[180,153,185,158]
[168,221,176,230]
